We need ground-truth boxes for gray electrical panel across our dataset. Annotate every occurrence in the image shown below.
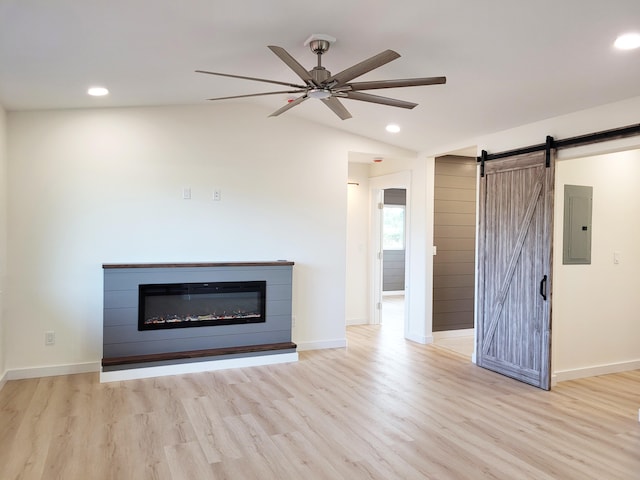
[563,185,593,265]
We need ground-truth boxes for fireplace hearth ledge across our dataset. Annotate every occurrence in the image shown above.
[102,342,297,368]
[100,351,298,383]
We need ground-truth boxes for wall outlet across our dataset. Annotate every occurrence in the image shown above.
[182,187,191,200]
[45,331,55,346]
[213,188,221,201]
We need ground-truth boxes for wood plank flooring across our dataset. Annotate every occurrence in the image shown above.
[1,325,639,479]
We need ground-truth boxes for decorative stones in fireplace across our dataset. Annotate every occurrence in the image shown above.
[102,262,296,378]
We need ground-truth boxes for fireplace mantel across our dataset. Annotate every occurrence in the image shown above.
[103,261,294,269]
[101,261,296,381]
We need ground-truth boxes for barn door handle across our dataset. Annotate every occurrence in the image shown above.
[539,275,548,301]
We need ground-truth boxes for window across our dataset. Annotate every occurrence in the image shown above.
[383,205,405,250]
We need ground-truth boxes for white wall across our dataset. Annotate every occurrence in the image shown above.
[346,162,370,325]
[553,148,640,380]
[425,95,640,380]
[5,103,412,373]
[0,104,6,385]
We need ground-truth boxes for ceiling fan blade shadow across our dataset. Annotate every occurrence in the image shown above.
[207,90,306,101]
[348,76,447,91]
[268,46,316,86]
[196,70,306,89]
[326,50,400,87]
[269,95,308,117]
[344,91,418,109]
[321,96,352,120]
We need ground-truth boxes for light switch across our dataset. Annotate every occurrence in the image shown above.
[183,187,191,200]
[614,251,620,265]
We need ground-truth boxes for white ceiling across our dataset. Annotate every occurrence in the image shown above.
[1,0,639,153]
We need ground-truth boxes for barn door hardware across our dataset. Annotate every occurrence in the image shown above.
[539,275,548,301]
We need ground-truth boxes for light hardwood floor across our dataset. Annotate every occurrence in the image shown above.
[1,325,639,479]
[384,294,475,358]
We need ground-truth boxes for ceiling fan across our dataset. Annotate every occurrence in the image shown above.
[196,34,446,120]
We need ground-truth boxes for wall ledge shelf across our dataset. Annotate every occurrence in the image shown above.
[102,342,297,368]
[103,261,294,269]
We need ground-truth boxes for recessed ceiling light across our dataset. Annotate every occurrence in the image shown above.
[386,124,400,133]
[614,33,640,50]
[88,86,109,96]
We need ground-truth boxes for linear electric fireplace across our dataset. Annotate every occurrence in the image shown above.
[138,280,266,331]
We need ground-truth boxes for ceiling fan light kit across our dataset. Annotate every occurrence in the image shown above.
[197,34,446,120]
[307,89,332,99]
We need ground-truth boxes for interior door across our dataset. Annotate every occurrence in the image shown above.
[476,151,554,390]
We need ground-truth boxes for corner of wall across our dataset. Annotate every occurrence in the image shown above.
[0,103,6,388]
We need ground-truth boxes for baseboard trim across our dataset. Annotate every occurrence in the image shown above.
[346,318,369,326]
[0,370,7,391]
[554,359,640,383]
[100,352,299,383]
[6,362,101,381]
[433,328,474,340]
[405,332,434,345]
[295,338,347,351]
[382,290,405,296]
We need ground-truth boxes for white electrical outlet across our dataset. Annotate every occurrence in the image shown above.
[213,188,221,201]
[45,331,55,346]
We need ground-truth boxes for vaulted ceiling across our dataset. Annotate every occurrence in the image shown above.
[1,0,639,152]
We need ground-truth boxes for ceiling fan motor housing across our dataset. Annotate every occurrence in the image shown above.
[311,66,330,84]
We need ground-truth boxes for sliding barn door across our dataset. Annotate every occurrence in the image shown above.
[477,151,554,390]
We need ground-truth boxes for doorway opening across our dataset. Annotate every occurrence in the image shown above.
[381,188,406,334]
[368,171,411,338]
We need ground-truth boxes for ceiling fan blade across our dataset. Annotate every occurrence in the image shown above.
[326,49,400,87]
[347,76,447,91]
[269,95,308,117]
[196,70,306,89]
[207,90,306,101]
[321,96,352,120]
[344,91,418,109]
[268,46,317,86]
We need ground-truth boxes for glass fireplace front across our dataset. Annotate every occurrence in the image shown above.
[138,280,266,331]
